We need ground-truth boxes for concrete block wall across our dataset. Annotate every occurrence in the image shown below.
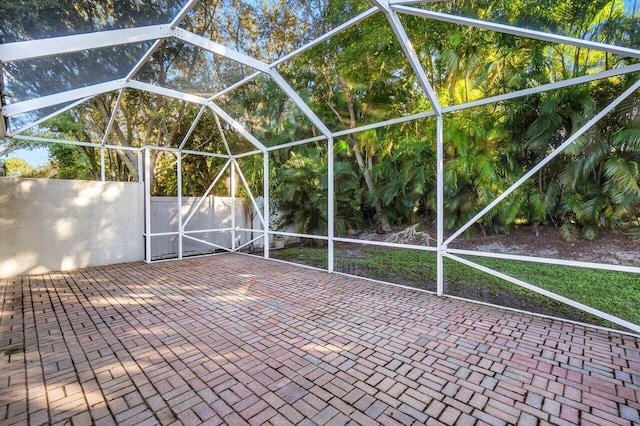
[0,178,144,277]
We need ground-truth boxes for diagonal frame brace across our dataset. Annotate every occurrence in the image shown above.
[447,253,640,335]
[371,0,442,115]
[233,158,267,229]
[182,158,232,229]
[267,70,333,138]
[445,77,640,245]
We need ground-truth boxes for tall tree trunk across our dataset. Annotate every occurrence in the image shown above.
[340,76,391,232]
[94,98,139,180]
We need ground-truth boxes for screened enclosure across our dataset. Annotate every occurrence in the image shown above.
[1,0,640,334]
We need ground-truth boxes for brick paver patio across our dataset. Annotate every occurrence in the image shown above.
[1,254,639,425]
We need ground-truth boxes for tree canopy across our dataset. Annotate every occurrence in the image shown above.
[1,0,639,241]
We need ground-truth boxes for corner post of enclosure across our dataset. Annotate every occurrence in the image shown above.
[177,152,183,260]
[263,151,270,259]
[144,146,152,263]
[328,137,335,273]
[436,115,445,296]
[231,159,237,252]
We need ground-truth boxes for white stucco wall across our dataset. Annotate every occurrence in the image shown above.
[0,178,144,277]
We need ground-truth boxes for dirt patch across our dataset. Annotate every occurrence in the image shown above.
[360,225,640,266]
[450,225,640,266]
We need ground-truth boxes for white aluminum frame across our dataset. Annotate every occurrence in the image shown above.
[2,0,640,335]
[177,151,183,259]
[394,5,640,60]
[372,0,442,114]
[210,7,380,101]
[446,78,640,245]
[3,80,127,117]
[0,25,173,63]
[7,97,96,137]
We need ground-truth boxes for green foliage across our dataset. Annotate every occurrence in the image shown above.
[271,144,365,235]
[7,0,640,242]
[526,85,640,240]
[275,0,638,240]
[3,158,34,177]
[625,226,640,239]
[372,127,436,226]
[48,144,99,180]
[271,147,328,234]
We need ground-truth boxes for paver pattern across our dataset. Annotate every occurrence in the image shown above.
[1,254,639,425]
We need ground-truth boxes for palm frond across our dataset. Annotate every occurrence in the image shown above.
[582,224,599,240]
[625,226,640,239]
[613,126,640,153]
[604,158,640,196]
[559,222,579,242]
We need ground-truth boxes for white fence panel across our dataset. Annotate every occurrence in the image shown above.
[150,196,266,259]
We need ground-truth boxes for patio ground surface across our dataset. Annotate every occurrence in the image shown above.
[1,254,639,426]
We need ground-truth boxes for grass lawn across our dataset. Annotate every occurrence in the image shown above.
[271,245,640,330]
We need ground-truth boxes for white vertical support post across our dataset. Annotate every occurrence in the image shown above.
[375,0,446,293]
[327,137,335,273]
[144,147,152,263]
[137,150,143,183]
[263,152,270,259]
[231,159,237,252]
[177,152,183,260]
[436,115,445,296]
[100,147,106,181]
